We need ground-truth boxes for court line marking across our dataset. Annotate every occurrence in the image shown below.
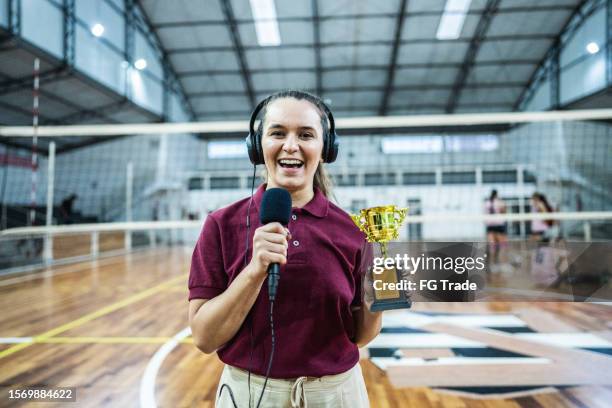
[140,327,191,408]
[383,312,526,328]
[370,333,612,349]
[0,336,192,345]
[0,337,33,343]
[0,273,187,360]
[372,356,551,370]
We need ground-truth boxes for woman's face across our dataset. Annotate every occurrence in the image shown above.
[261,98,324,193]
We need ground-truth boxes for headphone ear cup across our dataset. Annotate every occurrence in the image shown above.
[254,130,264,165]
[245,133,257,165]
[327,132,339,163]
[322,132,338,163]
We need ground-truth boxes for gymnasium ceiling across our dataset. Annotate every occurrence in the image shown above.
[142,0,585,120]
[0,0,604,153]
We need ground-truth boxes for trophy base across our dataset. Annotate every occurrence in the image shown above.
[370,297,412,312]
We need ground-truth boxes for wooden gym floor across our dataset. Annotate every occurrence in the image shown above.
[0,247,611,407]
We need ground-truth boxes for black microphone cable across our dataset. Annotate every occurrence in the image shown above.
[217,164,257,408]
[217,166,283,408]
[255,299,275,408]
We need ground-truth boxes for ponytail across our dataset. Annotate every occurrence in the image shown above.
[314,163,333,199]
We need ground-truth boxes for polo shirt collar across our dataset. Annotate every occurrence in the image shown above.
[253,184,329,218]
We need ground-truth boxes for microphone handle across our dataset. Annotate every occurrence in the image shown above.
[268,263,280,301]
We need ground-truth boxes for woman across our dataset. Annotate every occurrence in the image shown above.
[188,90,380,407]
[530,192,554,242]
[484,189,507,268]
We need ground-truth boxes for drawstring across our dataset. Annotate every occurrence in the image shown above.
[290,376,308,408]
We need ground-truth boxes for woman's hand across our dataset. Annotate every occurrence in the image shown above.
[247,222,290,280]
[363,264,376,310]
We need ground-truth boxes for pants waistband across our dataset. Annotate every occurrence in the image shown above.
[225,364,357,392]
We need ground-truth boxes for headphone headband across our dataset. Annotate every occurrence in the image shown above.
[246,90,339,165]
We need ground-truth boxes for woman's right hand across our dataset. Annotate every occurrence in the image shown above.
[247,222,290,280]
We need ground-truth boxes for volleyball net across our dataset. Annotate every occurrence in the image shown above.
[0,108,611,277]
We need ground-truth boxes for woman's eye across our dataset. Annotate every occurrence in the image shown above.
[301,133,314,139]
[270,131,284,137]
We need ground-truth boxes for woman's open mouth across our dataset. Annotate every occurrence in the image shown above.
[277,159,304,169]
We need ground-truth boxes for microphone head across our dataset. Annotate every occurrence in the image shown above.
[260,188,292,226]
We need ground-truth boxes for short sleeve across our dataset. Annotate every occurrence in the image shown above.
[188,215,228,300]
[351,240,373,309]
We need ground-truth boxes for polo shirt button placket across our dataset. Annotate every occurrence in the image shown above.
[290,213,299,248]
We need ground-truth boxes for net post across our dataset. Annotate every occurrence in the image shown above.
[125,162,133,251]
[149,230,156,248]
[517,164,526,238]
[583,222,592,242]
[43,142,55,265]
[91,231,99,258]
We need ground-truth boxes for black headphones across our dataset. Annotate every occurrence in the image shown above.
[245,90,339,165]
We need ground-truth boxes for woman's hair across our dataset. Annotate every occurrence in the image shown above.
[532,192,553,212]
[489,189,498,201]
[257,90,334,198]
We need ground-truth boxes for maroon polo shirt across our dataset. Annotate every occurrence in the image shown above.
[188,184,369,378]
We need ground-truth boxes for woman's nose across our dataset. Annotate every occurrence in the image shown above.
[282,134,299,152]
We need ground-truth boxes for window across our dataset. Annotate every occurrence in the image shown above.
[523,170,537,183]
[482,170,517,184]
[364,172,396,186]
[333,174,357,186]
[445,135,499,152]
[210,176,240,189]
[403,172,436,185]
[188,177,204,190]
[381,136,443,154]
[442,171,475,184]
[208,141,248,159]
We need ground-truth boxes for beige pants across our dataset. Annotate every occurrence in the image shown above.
[215,363,369,408]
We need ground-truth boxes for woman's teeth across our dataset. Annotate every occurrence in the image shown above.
[278,159,304,168]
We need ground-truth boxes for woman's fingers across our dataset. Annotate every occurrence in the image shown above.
[259,222,287,235]
[261,242,287,255]
[265,252,287,265]
[258,231,289,245]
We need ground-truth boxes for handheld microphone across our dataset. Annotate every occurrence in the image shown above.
[259,188,292,301]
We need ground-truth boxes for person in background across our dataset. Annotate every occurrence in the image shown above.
[530,192,554,242]
[484,189,508,271]
[59,193,78,224]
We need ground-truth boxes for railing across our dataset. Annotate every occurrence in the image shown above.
[1,211,611,275]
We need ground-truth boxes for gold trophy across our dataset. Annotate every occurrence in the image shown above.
[351,206,411,311]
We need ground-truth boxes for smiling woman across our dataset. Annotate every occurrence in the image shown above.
[254,90,337,202]
[188,90,379,408]
[260,96,328,207]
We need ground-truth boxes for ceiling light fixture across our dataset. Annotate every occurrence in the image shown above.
[91,23,105,37]
[436,0,472,40]
[586,42,600,54]
[249,0,281,46]
[134,58,147,70]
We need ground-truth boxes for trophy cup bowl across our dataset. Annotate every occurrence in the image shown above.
[351,206,411,311]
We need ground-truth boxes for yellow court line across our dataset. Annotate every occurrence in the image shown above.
[0,273,187,360]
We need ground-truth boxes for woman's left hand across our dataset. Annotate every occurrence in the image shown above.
[363,265,376,311]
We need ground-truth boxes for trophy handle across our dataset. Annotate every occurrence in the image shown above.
[350,213,365,230]
[351,213,375,242]
[393,207,408,222]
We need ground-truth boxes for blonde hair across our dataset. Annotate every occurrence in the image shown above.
[259,91,335,199]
